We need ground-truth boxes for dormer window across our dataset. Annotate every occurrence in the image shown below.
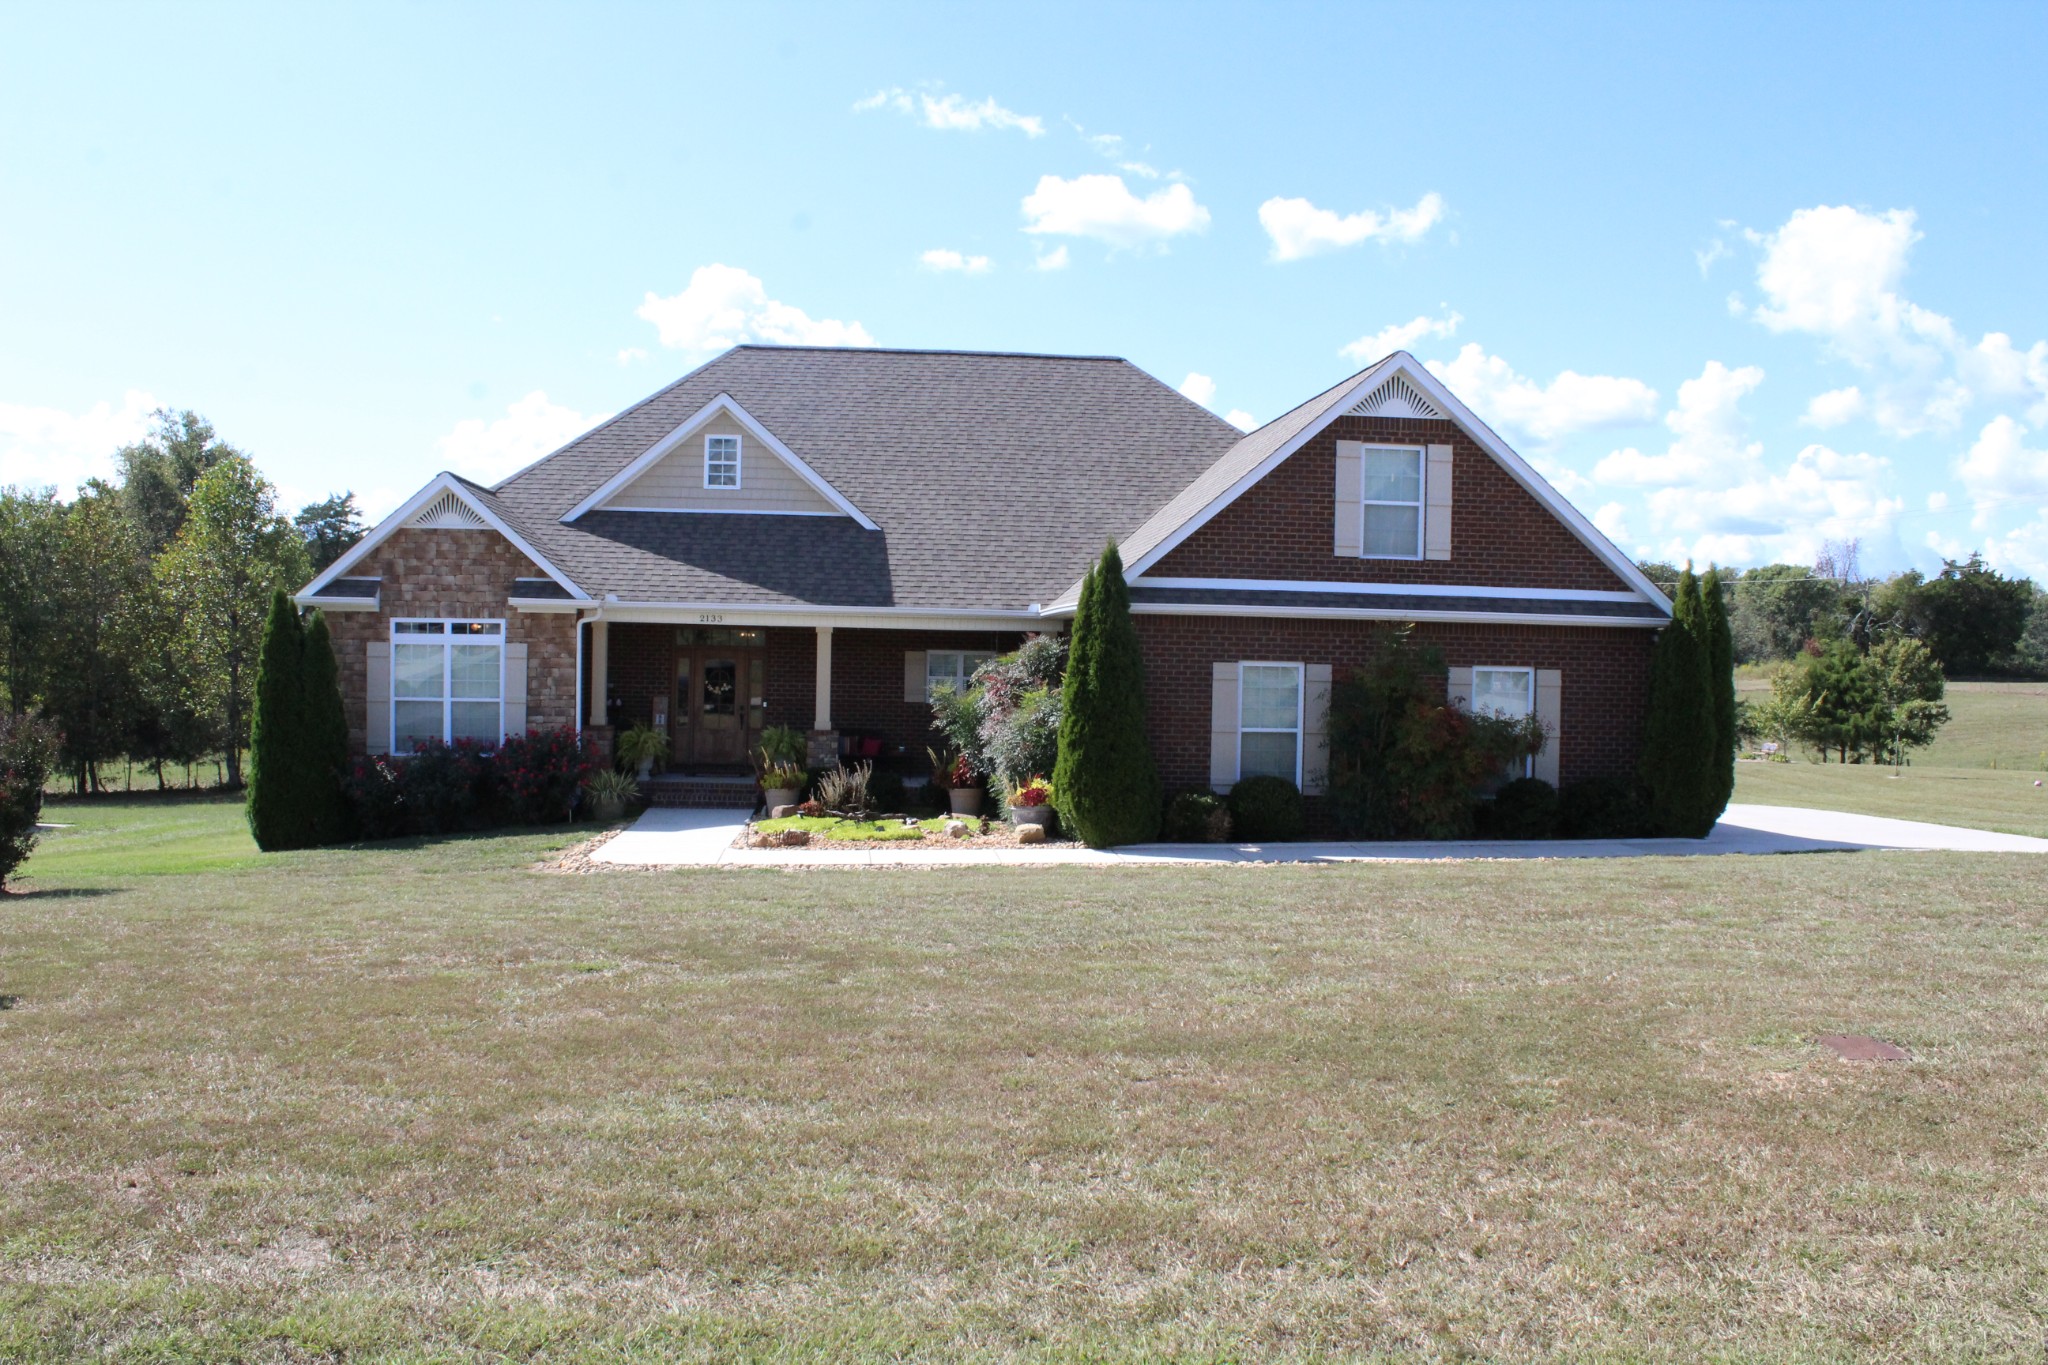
[704,434,741,489]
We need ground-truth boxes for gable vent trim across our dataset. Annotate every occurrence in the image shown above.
[411,491,490,529]
[1348,373,1444,421]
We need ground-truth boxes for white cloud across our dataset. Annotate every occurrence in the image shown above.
[1957,414,2048,527]
[1428,344,1659,445]
[1340,311,1462,361]
[1594,361,1763,487]
[1981,509,2048,579]
[1645,443,1904,567]
[615,347,648,366]
[637,264,874,351]
[1020,174,1210,248]
[1695,239,1730,276]
[1593,501,1631,542]
[0,389,158,495]
[1178,372,1217,406]
[1258,192,1445,261]
[1033,245,1069,272]
[1225,409,1257,432]
[855,87,1043,137]
[436,391,608,484]
[1800,385,1865,428]
[920,248,991,274]
[1926,490,1949,511]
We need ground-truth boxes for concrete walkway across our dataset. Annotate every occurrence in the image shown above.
[586,801,2048,868]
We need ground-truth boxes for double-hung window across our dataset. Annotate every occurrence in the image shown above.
[1238,662,1303,785]
[1360,445,1424,558]
[704,434,741,488]
[926,649,995,697]
[392,619,505,751]
[1471,666,1535,776]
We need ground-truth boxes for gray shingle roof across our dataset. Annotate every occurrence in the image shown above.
[491,346,1244,611]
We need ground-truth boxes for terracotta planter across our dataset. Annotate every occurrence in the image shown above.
[763,786,801,811]
[1009,804,1053,831]
[948,787,984,817]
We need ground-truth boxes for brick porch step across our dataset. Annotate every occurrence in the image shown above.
[643,773,761,809]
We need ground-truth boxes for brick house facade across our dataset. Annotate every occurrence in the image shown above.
[297,346,1670,821]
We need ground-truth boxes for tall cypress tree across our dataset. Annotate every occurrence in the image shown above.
[301,609,353,845]
[1053,542,1162,847]
[1641,568,1719,837]
[1700,566,1736,817]
[246,588,308,850]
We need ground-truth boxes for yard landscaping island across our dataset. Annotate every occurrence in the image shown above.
[3,798,2045,1361]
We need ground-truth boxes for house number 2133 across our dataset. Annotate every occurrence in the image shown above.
[698,613,724,624]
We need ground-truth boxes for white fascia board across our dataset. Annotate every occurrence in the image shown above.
[292,593,380,612]
[1128,601,1668,629]
[507,599,584,614]
[297,472,593,604]
[561,393,879,530]
[1130,575,1645,603]
[597,599,1042,631]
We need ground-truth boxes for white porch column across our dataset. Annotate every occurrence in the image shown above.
[587,619,609,726]
[812,625,834,731]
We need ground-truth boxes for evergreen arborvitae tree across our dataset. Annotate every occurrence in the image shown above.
[1700,566,1736,817]
[1641,571,1719,837]
[1053,542,1162,847]
[301,609,353,845]
[246,588,309,850]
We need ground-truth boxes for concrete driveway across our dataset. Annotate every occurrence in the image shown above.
[586,801,2048,868]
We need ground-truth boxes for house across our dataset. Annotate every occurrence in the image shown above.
[296,346,1670,810]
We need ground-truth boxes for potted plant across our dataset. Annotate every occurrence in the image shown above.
[1008,775,1054,831]
[583,768,638,822]
[935,750,982,817]
[615,722,669,780]
[760,760,807,811]
[757,724,807,769]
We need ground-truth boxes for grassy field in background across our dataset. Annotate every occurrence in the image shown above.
[5,799,2048,1361]
[1734,761,2048,838]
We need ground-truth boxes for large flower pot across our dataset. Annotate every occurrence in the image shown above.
[948,787,984,817]
[634,757,654,781]
[1009,804,1053,831]
[591,795,625,823]
[763,786,801,811]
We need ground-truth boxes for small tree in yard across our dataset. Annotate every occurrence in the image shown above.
[0,711,60,890]
[247,590,311,851]
[1053,542,1161,847]
[301,609,353,844]
[1641,567,1720,837]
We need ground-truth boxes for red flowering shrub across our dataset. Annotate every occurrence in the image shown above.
[493,727,597,825]
[342,755,404,839]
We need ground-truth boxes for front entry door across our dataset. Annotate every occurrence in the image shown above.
[673,629,765,767]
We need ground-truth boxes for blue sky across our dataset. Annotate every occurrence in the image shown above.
[5,2,2048,577]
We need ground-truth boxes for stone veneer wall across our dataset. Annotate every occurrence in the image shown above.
[322,529,579,753]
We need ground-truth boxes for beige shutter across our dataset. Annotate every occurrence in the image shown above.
[1533,668,1562,787]
[903,651,928,704]
[1445,665,1473,712]
[503,641,529,740]
[1209,661,1240,791]
[1302,664,1333,795]
[1424,443,1454,560]
[365,640,391,755]
[1333,440,1363,557]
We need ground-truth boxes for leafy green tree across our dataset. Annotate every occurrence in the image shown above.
[1641,574,1718,837]
[1869,635,1950,766]
[1917,553,2033,676]
[295,493,365,572]
[0,488,65,714]
[156,456,312,789]
[0,710,61,890]
[247,590,310,850]
[1728,564,1841,661]
[1700,566,1736,814]
[115,409,241,555]
[1053,542,1161,847]
[301,609,353,843]
[44,485,148,792]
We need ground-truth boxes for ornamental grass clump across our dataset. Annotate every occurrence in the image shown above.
[814,762,876,818]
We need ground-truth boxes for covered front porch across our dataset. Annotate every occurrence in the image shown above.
[576,610,1047,781]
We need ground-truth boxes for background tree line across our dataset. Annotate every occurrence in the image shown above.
[0,410,363,793]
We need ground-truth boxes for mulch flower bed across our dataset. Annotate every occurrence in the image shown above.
[738,817,1075,851]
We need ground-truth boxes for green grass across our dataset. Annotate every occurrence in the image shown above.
[1918,681,2048,770]
[4,798,2048,1360]
[31,794,264,877]
[751,813,935,841]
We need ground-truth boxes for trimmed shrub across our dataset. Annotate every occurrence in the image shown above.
[343,755,405,840]
[301,609,353,845]
[1162,790,1231,843]
[1054,543,1163,847]
[1558,776,1648,839]
[0,711,61,890]
[1227,775,1304,842]
[1478,777,1559,839]
[397,740,493,835]
[246,589,310,851]
[494,727,596,825]
[1643,569,1720,837]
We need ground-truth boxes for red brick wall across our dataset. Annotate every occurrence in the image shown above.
[1153,415,1628,592]
[1137,614,1653,795]
[323,529,579,752]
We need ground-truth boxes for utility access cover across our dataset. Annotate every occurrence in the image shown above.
[1818,1034,1909,1062]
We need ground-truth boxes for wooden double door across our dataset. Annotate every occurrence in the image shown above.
[670,628,767,767]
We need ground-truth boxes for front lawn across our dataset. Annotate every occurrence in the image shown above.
[3,798,2045,1361]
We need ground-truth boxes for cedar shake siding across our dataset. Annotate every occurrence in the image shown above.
[1152,414,1631,592]
[323,529,578,754]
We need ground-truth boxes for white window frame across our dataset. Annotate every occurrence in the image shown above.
[926,649,996,697]
[1356,442,1425,561]
[1471,665,1536,777]
[1237,660,1304,788]
[703,433,742,489]
[390,618,506,752]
